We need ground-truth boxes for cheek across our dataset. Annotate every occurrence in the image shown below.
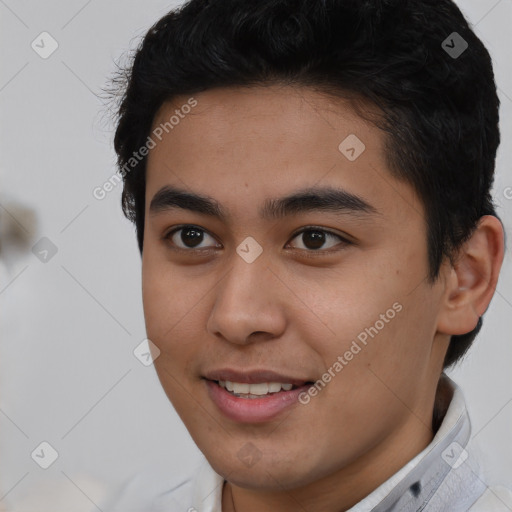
[141,250,217,372]
[293,266,402,343]
[142,259,203,402]
[142,251,191,345]
[141,266,169,342]
[322,286,440,426]
[301,262,434,382]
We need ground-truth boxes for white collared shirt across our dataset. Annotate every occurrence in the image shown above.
[104,376,512,511]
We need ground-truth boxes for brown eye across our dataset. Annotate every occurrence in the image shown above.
[164,225,221,250]
[299,230,326,250]
[287,228,351,252]
[178,227,204,248]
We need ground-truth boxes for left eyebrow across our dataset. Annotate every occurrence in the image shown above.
[149,185,380,221]
[261,186,379,220]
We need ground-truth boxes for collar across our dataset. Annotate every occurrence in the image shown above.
[190,374,487,512]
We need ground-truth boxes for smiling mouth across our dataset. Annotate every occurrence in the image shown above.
[212,379,314,399]
[204,378,316,422]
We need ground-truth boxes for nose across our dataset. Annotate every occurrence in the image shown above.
[206,249,287,345]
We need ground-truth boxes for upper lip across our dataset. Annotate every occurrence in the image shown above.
[203,368,313,386]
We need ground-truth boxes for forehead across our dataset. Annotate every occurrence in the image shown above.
[150,84,376,153]
[145,85,423,224]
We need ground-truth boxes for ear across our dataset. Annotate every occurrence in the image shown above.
[437,215,505,336]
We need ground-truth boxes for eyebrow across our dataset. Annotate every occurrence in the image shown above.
[149,185,379,221]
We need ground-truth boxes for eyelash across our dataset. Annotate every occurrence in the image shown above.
[162,224,353,256]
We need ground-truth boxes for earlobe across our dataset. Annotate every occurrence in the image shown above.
[437,215,504,336]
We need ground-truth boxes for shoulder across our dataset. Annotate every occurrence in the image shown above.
[469,486,512,512]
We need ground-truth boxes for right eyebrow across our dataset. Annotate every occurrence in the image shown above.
[149,185,229,220]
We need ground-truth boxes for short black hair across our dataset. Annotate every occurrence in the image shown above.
[111,0,502,369]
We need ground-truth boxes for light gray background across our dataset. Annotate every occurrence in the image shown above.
[1,0,511,510]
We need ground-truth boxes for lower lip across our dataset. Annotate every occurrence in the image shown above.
[204,379,312,423]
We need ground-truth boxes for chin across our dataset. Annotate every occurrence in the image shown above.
[206,449,318,491]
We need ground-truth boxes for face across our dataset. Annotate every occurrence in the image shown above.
[142,85,450,493]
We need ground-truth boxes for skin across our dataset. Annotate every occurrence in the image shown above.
[141,84,504,512]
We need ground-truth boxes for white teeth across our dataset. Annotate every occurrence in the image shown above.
[218,380,296,395]
[245,382,268,395]
[232,382,250,394]
[268,382,282,393]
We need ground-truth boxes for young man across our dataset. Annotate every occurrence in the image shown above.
[105,0,511,510]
